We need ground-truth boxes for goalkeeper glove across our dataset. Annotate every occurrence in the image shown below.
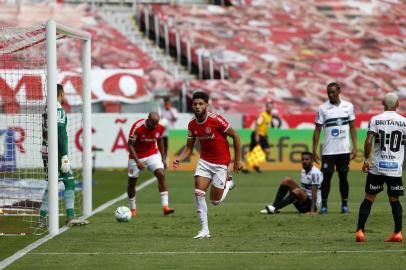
[61,155,71,173]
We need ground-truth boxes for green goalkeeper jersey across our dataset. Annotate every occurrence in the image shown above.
[42,103,68,158]
[57,102,68,158]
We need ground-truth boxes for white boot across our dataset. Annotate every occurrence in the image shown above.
[193,229,211,239]
[259,204,276,214]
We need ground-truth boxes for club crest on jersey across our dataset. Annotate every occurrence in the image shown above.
[205,127,211,134]
[155,132,160,138]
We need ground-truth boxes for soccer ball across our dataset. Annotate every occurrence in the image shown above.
[115,206,131,222]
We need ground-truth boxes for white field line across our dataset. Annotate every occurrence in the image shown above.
[89,177,157,217]
[28,250,406,256]
[0,177,157,270]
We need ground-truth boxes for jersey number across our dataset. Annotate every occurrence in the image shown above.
[378,130,402,152]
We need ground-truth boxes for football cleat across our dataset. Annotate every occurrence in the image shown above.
[131,208,137,217]
[341,206,349,214]
[227,176,236,190]
[193,229,211,239]
[319,207,328,214]
[66,217,89,227]
[355,230,365,242]
[384,232,403,242]
[163,207,175,216]
[260,204,276,214]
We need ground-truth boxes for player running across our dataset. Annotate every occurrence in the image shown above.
[127,112,174,217]
[174,91,243,239]
[355,93,405,242]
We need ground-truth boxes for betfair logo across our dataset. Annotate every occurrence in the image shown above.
[391,186,404,191]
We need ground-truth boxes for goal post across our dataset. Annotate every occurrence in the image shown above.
[0,20,92,236]
[46,20,92,235]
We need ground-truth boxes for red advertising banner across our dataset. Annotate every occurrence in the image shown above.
[0,69,149,113]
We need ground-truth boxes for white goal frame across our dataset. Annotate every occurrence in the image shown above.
[46,20,92,235]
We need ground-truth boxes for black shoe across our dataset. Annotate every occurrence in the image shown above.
[254,166,262,173]
[242,169,250,174]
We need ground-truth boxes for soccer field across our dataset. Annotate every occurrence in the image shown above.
[1,169,406,269]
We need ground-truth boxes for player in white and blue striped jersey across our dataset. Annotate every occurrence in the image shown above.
[260,152,323,214]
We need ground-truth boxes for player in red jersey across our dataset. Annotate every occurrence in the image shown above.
[173,91,243,239]
[127,112,174,217]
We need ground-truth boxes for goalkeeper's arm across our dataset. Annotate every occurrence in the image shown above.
[58,125,70,173]
[58,125,68,157]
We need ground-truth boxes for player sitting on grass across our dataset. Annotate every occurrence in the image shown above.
[260,152,323,215]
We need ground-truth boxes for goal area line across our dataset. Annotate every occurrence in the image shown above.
[0,177,157,270]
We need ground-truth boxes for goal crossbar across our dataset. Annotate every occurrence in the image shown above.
[55,22,91,41]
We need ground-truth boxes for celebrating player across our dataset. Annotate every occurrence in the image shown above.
[260,152,323,215]
[312,82,357,214]
[127,112,174,217]
[173,91,243,239]
[355,93,405,242]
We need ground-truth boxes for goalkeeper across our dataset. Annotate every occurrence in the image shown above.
[39,84,83,227]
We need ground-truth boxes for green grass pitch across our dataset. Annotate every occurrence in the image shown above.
[1,169,406,269]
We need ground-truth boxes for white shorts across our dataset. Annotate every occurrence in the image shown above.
[128,154,164,178]
[194,159,228,189]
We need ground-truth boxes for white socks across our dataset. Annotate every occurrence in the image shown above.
[160,191,169,207]
[129,192,169,210]
[129,196,136,210]
[195,189,208,231]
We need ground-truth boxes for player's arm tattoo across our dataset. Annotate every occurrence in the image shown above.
[363,133,374,161]
[311,185,318,213]
[349,120,357,149]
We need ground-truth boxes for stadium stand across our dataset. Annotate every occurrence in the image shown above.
[137,0,406,115]
[0,2,177,112]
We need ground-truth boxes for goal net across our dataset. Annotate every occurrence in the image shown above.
[0,21,92,236]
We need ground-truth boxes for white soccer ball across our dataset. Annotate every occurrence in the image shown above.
[115,206,131,222]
